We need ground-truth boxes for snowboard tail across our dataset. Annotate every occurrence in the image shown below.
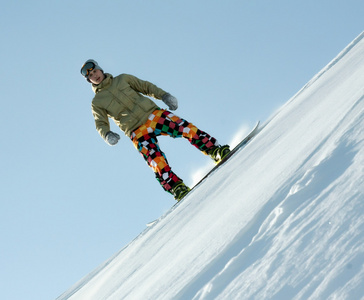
[214,121,260,167]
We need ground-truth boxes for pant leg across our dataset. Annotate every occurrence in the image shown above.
[155,110,220,154]
[131,125,182,193]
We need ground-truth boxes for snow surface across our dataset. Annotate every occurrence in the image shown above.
[57,32,364,300]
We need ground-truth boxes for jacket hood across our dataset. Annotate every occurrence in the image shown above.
[92,73,113,94]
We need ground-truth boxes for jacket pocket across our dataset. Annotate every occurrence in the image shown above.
[105,98,126,118]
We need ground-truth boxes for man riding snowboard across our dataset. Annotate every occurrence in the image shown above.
[80,59,230,200]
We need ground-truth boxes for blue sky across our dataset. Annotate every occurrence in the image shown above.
[1,1,363,299]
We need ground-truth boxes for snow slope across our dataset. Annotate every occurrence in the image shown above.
[57,33,364,300]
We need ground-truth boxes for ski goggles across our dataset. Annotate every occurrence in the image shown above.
[80,61,96,77]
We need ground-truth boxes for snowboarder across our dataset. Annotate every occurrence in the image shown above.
[80,59,230,200]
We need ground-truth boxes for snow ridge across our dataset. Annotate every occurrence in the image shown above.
[282,31,364,112]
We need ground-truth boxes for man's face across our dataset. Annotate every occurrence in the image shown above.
[88,69,105,85]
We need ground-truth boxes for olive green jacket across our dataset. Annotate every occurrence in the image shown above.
[91,73,167,139]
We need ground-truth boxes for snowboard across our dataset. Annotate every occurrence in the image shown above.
[146,121,260,227]
[205,121,260,170]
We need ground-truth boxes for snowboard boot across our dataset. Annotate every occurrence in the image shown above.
[171,181,191,201]
[208,145,231,164]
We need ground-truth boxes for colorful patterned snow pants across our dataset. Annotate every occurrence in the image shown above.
[131,109,219,193]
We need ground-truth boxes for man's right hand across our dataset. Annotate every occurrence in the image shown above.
[105,131,120,146]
